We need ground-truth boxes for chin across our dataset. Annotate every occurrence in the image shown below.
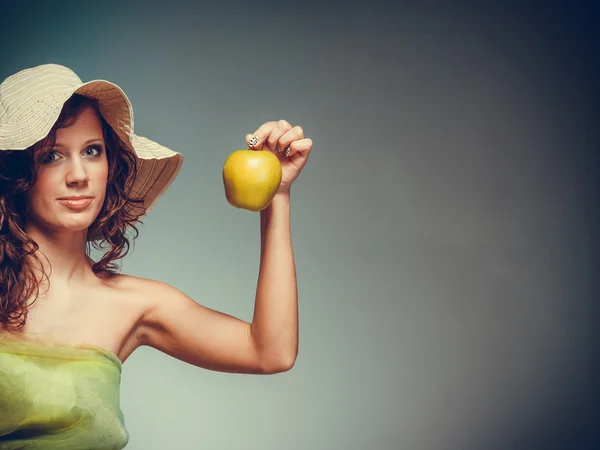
[50,214,100,234]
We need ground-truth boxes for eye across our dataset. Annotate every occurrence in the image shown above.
[41,151,59,164]
[85,145,104,157]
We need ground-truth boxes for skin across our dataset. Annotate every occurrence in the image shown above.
[26,107,109,282]
[4,109,313,375]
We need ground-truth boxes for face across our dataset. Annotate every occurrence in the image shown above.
[26,106,109,238]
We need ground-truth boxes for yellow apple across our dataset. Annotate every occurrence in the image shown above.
[222,149,282,211]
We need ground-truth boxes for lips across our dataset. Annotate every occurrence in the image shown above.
[57,197,93,209]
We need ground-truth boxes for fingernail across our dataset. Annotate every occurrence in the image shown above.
[248,135,259,148]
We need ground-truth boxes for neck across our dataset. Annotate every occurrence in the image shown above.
[24,227,96,289]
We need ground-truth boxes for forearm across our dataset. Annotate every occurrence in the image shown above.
[251,192,298,372]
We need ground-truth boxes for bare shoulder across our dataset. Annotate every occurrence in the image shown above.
[107,272,160,293]
[108,274,186,341]
[106,273,170,317]
[110,273,176,303]
[101,273,168,344]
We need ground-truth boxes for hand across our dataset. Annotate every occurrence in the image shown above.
[246,120,313,195]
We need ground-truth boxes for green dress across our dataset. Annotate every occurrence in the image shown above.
[0,334,129,449]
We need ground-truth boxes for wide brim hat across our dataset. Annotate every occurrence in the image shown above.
[0,63,183,241]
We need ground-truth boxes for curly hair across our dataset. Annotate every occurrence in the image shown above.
[0,94,146,331]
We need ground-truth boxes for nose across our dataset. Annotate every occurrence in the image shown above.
[65,157,90,185]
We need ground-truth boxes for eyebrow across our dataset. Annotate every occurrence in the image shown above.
[53,138,105,148]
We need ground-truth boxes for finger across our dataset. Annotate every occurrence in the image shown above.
[277,126,305,156]
[246,121,278,150]
[285,138,313,159]
[280,127,305,156]
[266,120,293,153]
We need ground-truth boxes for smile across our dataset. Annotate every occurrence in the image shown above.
[57,198,93,209]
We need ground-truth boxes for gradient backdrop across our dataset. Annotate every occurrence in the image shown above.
[2,1,599,449]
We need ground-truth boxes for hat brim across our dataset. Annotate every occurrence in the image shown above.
[74,82,184,241]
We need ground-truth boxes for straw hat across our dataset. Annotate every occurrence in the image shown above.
[0,63,183,241]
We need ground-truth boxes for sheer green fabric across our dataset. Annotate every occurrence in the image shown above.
[0,335,129,449]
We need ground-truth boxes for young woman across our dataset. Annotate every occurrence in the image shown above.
[0,63,313,448]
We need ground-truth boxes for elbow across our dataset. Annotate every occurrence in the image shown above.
[278,354,297,373]
[261,352,297,374]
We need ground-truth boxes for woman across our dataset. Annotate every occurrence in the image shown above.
[0,64,312,448]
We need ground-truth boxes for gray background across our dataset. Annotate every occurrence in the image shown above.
[2,1,598,449]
